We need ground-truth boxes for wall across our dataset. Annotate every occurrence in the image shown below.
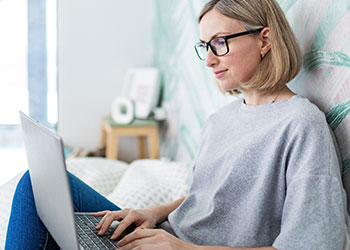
[279,0,350,195]
[280,0,350,171]
[154,0,233,162]
[57,0,155,160]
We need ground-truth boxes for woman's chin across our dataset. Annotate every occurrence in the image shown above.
[219,81,240,92]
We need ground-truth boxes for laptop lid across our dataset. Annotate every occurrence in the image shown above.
[20,111,80,250]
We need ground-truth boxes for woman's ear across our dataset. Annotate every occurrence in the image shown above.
[259,27,271,58]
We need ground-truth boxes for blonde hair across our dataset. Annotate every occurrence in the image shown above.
[199,0,302,94]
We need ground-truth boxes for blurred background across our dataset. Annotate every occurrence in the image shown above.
[0,0,223,186]
[0,0,349,185]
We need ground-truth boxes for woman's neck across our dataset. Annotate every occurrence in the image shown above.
[242,86,295,106]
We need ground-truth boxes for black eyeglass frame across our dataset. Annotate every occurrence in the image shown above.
[195,28,264,60]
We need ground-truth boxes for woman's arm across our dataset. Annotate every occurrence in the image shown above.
[198,246,276,250]
[152,197,185,224]
[117,228,277,250]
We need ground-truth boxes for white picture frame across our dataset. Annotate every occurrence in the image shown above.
[122,67,161,119]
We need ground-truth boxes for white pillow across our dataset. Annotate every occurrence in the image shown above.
[107,159,191,209]
[66,157,128,196]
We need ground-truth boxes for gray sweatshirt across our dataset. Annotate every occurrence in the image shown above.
[168,95,347,249]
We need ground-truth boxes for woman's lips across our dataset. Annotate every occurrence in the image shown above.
[214,70,228,79]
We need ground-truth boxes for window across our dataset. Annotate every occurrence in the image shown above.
[0,0,29,125]
[0,0,57,127]
[0,0,57,184]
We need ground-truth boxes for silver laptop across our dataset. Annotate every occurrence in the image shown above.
[19,111,124,249]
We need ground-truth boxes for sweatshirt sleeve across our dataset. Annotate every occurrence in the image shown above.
[273,115,347,250]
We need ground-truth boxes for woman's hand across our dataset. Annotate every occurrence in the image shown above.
[117,227,198,250]
[92,197,186,241]
[92,208,160,240]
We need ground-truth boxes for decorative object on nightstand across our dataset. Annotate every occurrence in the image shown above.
[110,67,162,125]
[111,96,135,124]
[100,116,159,160]
[122,67,161,119]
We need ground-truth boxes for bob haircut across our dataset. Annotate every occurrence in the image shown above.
[199,0,302,94]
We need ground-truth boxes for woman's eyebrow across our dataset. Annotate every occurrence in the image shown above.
[199,32,232,43]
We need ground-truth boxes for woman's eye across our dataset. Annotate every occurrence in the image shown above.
[198,43,207,49]
[212,38,225,47]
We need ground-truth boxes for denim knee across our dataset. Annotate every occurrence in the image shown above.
[17,170,32,189]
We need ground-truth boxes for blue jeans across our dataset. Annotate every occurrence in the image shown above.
[5,170,121,250]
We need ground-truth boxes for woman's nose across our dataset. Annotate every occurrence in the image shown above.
[205,48,219,68]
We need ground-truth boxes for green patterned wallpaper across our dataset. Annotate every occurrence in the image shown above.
[283,0,350,177]
[154,0,350,177]
[154,0,232,162]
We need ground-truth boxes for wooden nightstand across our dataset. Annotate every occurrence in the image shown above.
[100,116,159,160]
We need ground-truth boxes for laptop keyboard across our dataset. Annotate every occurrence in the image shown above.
[75,213,119,249]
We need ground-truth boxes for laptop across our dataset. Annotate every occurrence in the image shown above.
[19,111,131,249]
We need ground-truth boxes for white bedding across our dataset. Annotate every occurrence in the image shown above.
[0,157,190,249]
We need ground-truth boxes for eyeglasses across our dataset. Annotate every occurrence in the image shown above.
[194,28,264,60]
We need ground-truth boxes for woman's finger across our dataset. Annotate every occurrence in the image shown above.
[118,240,154,250]
[95,209,128,230]
[91,210,109,217]
[110,213,138,240]
[98,212,119,235]
[117,228,157,246]
[95,214,107,230]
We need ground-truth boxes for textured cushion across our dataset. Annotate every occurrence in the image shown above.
[107,159,191,209]
[66,157,128,196]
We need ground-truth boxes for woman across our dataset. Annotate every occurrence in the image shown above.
[6,0,347,249]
